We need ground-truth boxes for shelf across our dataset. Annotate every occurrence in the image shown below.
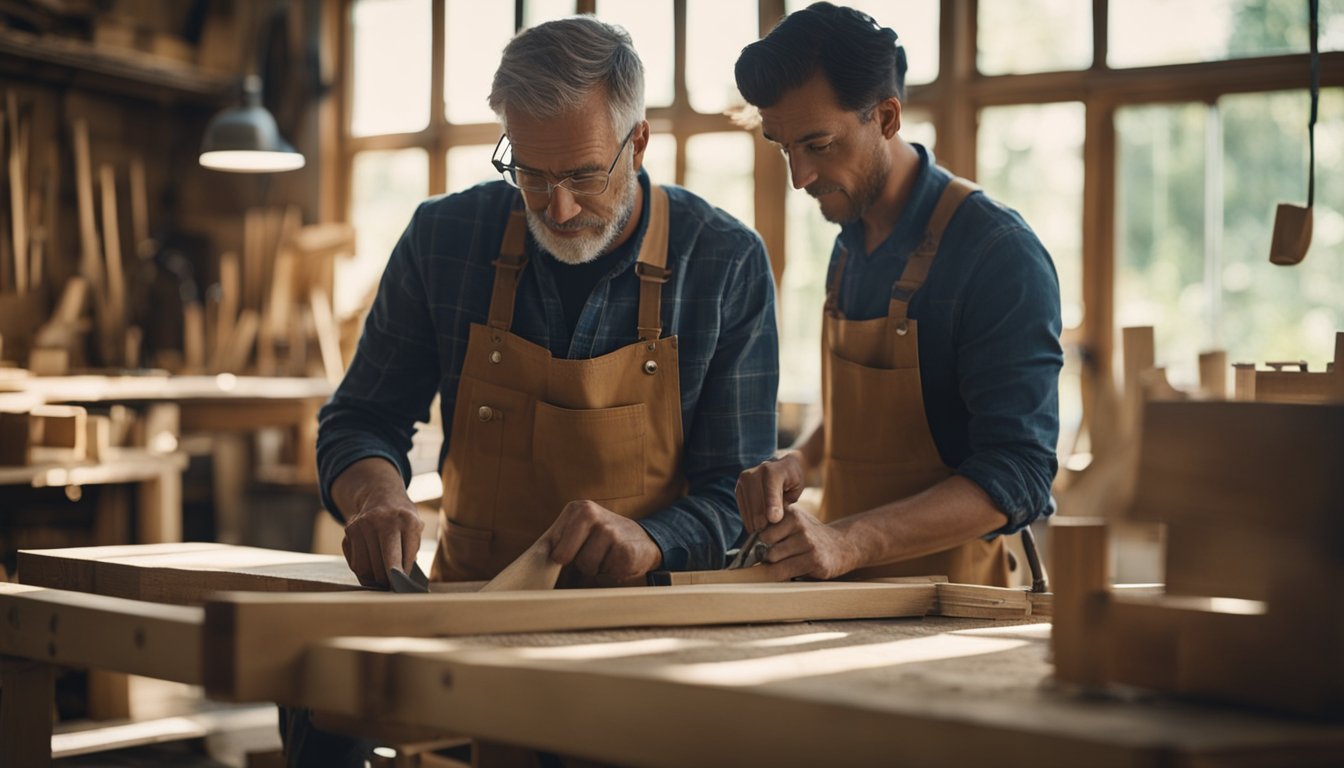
[0,26,231,105]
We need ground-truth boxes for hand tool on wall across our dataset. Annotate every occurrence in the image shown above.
[1269,0,1319,265]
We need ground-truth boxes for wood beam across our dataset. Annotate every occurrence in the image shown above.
[204,581,938,702]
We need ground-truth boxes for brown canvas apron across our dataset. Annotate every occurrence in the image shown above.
[432,186,687,582]
[819,177,1010,586]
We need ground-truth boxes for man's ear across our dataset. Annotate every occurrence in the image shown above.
[631,120,651,171]
[877,97,902,139]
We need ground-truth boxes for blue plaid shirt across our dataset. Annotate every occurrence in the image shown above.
[832,145,1063,534]
[318,170,779,570]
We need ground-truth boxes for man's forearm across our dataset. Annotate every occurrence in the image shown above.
[831,475,1009,567]
[329,456,412,521]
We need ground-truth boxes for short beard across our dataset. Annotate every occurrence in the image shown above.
[809,140,890,225]
[526,163,638,265]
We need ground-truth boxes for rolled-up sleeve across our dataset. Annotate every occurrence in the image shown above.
[637,230,780,570]
[317,204,441,521]
[952,227,1063,534]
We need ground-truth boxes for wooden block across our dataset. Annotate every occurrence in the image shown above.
[183,301,205,372]
[0,410,31,465]
[1197,350,1227,399]
[1050,518,1109,686]
[1132,401,1344,535]
[28,346,69,376]
[203,581,939,702]
[32,404,87,456]
[0,583,202,683]
[932,583,1033,619]
[1121,325,1155,430]
[85,414,111,461]
[1233,362,1257,400]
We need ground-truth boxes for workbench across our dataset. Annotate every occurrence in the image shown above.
[3,543,1343,767]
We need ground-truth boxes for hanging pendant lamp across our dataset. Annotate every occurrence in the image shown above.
[199,74,305,173]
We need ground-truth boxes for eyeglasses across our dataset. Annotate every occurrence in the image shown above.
[492,125,636,197]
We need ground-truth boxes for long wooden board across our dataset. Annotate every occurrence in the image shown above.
[299,625,1344,768]
[203,581,938,702]
[19,542,362,605]
[0,583,202,683]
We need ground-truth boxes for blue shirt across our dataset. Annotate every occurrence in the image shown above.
[318,170,780,570]
[830,145,1062,533]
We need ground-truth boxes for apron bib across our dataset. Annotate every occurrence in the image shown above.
[819,177,1009,586]
[432,186,687,582]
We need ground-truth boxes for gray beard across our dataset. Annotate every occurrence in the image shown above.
[526,166,639,265]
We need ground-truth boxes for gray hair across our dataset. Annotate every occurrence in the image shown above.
[489,16,645,137]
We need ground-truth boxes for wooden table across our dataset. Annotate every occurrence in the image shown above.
[3,544,1343,767]
[1,374,334,542]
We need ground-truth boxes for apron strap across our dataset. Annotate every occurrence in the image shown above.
[889,177,979,321]
[636,185,671,341]
[824,242,852,316]
[487,206,529,331]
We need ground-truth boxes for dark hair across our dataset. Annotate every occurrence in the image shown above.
[735,2,907,114]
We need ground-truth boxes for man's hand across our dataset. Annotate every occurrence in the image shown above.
[755,504,861,580]
[735,450,807,534]
[342,498,424,589]
[545,500,662,580]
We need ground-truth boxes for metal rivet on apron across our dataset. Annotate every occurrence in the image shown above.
[489,350,502,364]
[646,342,656,351]
[477,405,495,422]
[896,321,909,336]
[643,360,658,375]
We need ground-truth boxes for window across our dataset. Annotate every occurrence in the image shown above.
[1110,0,1344,68]
[350,0,430,137]
[978,0,1091,75]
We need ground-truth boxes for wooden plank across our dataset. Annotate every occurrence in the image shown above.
[0,583,202,683]
[646,566,788,586]
[18,543,362,605]
[301,626,1344,768]
[129,155,148,251]
[71,118,104,298]
[308,286,343,384]
[933,583,1036,619]
[1131,401,1344,534]
[203,582,939,702]
[7,91,27,294]
[1,655,54,767]
[211,252,239,372]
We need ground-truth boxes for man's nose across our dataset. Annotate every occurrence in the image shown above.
[547,185,582,224]
[789,155,817,190]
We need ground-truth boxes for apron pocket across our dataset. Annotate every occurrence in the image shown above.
[533,401,647,503]
[827,353,937,463]
[436,517,496,582]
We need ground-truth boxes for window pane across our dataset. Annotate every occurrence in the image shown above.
[684,132,755,225]
[524,0,574,29]
[447,144,498,194]
[779,116,933,403]
[1220,89,1344,367]
[978,102,1085,438]
[445,0,514,124]
[978,0,1091,75]
[351,0,430,137]
[642,133,677,184]
[1110,0,1344,68]
[785,0,940,85]
[342,149,429,316]
[596,0,674,108]
[1115,103,1209,386]
[686,0,757,114]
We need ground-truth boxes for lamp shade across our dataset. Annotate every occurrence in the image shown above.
[200,75,305,173]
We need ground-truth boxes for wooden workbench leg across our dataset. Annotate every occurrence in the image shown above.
[213,433,249,545]
[137,466,183,544]
[1,655,55,766]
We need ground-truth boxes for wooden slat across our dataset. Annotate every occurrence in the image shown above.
[0,583,201,683]
[1050,518,1109,687]
[18,543,362,605]
[204,582,939,702]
